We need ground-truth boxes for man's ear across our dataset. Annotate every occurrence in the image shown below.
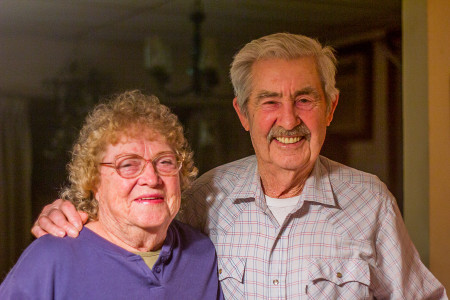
[233,98,250,131]
[326,93,339,126]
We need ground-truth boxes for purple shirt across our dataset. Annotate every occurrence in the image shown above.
[0,220,223,299]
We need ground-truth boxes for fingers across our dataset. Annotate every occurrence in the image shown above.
[59,200,85,232]
[31,222,51,238]
[33,214,68,238]
[79,211,89,224]
[31,199,83,238]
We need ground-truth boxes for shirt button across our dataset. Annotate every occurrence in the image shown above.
[336,272,343,278]
[273,279,279,285]
[154,267,161,273]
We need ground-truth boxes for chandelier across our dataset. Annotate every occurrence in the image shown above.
[144,0,219,97]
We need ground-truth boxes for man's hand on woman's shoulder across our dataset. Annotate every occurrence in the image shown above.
[31,199,88,238]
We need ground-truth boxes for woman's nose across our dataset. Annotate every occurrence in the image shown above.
[137,161,161,186]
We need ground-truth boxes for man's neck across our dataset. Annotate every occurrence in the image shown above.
[258,162,314,199]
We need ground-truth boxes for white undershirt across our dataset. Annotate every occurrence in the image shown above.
[265,195,301,225]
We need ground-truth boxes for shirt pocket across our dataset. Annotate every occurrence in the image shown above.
[217,256,246,299]
[306,258,371,300]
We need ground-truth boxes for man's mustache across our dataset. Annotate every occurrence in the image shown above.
[267,124,311,142]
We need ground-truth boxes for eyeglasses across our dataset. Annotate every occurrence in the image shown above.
[100,152,182,178]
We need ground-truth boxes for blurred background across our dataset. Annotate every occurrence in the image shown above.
[0,0,448,288]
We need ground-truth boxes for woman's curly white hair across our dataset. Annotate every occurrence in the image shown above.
[60,90,197,220]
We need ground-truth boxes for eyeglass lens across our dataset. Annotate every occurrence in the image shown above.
[115,154,179,178]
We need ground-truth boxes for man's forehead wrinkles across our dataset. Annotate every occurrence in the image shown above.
[256,90,280,98]
[293,86,321,100]
[254,86,320,103]
[253,90,280,105]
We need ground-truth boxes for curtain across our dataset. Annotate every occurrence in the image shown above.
[0,97,32,280]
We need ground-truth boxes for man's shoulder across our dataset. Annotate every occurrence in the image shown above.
[186,155,256,196]
[317,156,399,242]
[179,155,256,231]
[318,155,389,196]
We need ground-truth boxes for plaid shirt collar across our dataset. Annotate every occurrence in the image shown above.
[229,156,337,210]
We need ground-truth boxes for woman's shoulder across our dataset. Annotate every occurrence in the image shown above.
[24,228,101,262]
[1,234,80,285]
[20,234,79,263]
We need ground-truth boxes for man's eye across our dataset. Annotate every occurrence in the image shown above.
[296,98,315,107]
[262,100,278,106]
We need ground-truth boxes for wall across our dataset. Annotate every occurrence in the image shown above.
[402,0,430,265]
[346,40,390,185]
[403,0,450,289]
[0,36,162,96]
[428,0,450,289]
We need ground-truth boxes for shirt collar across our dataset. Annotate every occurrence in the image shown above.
[231,156,336,208]
[300,156,336,207]
[158,222,175,262]
[229,156,261,202]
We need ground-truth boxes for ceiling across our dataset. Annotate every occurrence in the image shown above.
[0,0,401,45]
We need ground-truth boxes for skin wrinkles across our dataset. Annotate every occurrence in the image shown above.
[255,86,321,107]
[233,57,338,198]
[87,130,181,252]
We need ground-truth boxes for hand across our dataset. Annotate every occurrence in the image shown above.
[31,199,88,238]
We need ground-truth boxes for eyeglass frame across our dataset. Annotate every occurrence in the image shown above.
[99,151,182,179]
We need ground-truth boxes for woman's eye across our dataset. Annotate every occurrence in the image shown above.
[118,159,140,169]
[160,159,176,166]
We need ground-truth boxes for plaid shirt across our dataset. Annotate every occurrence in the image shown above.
[180,155,447,299]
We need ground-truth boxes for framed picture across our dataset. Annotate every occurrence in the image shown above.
[328,42,373,139]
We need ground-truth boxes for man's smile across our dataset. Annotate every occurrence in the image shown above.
[275,136,301,144]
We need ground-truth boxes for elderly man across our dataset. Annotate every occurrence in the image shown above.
[32,33,446,299]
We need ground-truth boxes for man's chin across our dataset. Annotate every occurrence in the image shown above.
[270,154,314,171]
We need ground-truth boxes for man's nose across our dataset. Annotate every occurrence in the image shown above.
[278,102,301,130]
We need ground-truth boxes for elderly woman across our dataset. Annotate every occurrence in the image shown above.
[0,91,223,299]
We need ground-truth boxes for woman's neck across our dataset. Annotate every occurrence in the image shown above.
[86,221,167,252]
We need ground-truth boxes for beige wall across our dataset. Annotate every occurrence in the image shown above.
[403,0,450,289]
[428,0,450,289]
[403,0,430,264]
